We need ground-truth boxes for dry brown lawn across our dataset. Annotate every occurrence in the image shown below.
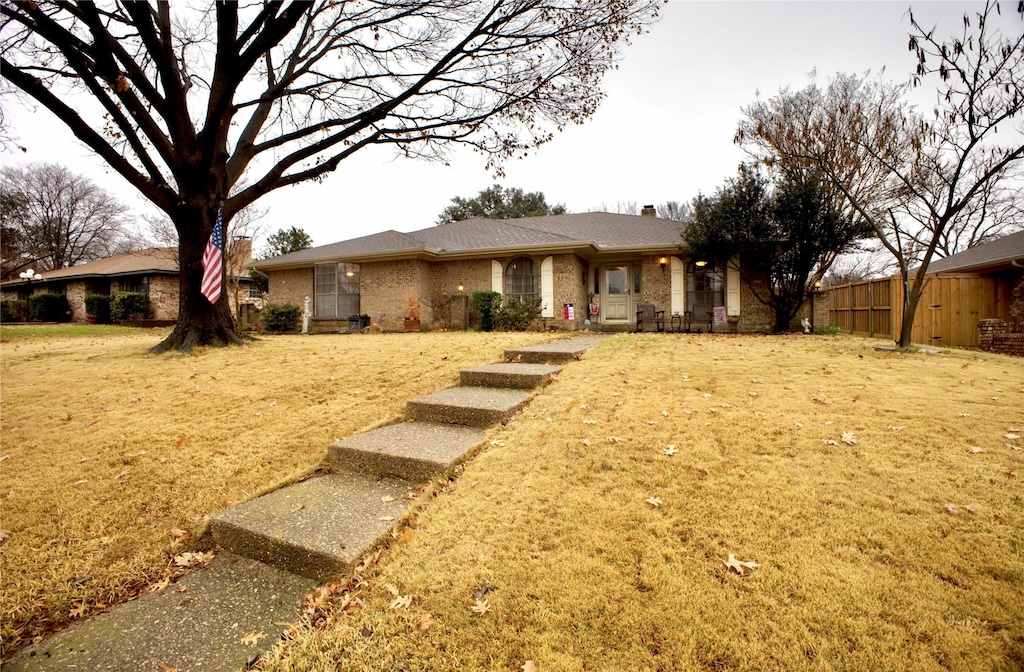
[253,334,1024,672]
[0,327,550,655]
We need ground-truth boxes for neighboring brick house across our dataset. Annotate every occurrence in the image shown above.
[0,245,256,322]
[252,210,794,334]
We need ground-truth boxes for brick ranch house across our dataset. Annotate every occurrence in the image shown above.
[0,244,257,323]
[252,209,823,333]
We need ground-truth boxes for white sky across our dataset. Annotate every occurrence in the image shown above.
[0,1,1001,249]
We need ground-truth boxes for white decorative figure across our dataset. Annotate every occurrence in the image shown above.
[801,317,811,334]
[302,296,312,334]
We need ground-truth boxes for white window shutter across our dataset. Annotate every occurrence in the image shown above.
[670,256,685,315]
[727,255,741,316]
[491,260,503,295]
[540,256,554,318]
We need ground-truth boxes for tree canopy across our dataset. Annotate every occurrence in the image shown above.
[735,0,1023,346]
[437,184,567,224]
[684,166,870,333]
[0,0,659,351]
[262,226,313,259]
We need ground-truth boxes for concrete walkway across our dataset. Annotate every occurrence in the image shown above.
[6,335,604,671]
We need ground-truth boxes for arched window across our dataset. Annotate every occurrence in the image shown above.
[504,257,537,302]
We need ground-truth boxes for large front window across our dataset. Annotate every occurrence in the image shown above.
[505,257,537,302]
[687,262,724,319]
[315,263,360,318]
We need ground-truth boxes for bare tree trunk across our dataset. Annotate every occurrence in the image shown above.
[151,203,242,353]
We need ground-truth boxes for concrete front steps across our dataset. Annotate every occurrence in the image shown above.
[8,335,604,672]
[211,336,602,585]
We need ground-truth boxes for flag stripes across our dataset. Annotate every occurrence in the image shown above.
[201,209,224,304]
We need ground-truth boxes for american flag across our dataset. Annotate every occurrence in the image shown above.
[200,209,224,304]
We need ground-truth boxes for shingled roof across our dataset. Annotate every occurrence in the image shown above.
[925,230,1024,274]
[254,212,686,270]
[0,248,178,288]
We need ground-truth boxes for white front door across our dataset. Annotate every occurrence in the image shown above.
[603,264,630,321]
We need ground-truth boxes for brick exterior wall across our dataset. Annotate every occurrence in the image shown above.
[148,275,180,320]
[640,255,671,310]
[1008,272,1024,333]
[978,318,1024,357]
[266,268,314,309]
[550,254,587,329]
[360,259,433,331]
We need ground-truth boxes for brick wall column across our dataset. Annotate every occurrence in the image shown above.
[978,318,1006,352]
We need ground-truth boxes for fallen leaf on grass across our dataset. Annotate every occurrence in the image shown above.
[1007,444,1022,451]
[663,445,677,456]
[580,438,591,446]
[523,662,538,672]
[889,426,905,431]
[384,583,401,596]
[0,529,8,545]
[418,613,434,632]
[965,504,979,514]
[945,503,961,515]
[841,431,857,446]
[489,440,506,447]
[606,436,622,443]
[175,435,189,448]
[471,598,490,615]
[389,593,413,609]
[69,601,89,618]
[582,419,596,425]
[793,422,803,429]
[71,479,89,486]
[158,663,179,672]
[645,497,662,507]
[724,554,760,576]
[0,454,8,463]
[967,446,986,454]
[169,528,188,539]
[822,439,839,446]
[240,631,267,646]
[115,468,130,483]
[1006,434,1021,441]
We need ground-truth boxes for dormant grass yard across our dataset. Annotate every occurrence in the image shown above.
[1,328,1022,669]
[0,326,549,655]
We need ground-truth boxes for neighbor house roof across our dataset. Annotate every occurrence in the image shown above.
[253,213,686,270]
[925,230,1024,275]
[0,248,178,288]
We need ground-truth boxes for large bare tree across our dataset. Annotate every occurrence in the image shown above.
[1,0,660,351]
[736,1,1024,347]
[0,161,136,273]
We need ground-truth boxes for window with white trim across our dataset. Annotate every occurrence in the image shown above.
[504,257,537,302]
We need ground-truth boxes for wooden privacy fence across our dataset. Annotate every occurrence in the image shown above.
[826,275,1006,348]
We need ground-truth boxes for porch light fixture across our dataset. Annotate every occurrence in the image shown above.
[19,268,43,283]
[695,259,708,267]
[659,256,668,271]
[345,269,354,277]
[457,284,464,294]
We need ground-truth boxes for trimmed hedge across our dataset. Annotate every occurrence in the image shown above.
[263,303,301,333]
[28,294,71,322]
[85,294,111,323]
[1,299,28,323]
[471,290,501,332]
[110,292,150,321]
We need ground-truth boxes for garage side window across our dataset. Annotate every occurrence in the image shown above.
[504,257,537,302]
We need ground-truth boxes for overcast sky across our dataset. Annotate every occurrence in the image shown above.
[1,1,1004,250]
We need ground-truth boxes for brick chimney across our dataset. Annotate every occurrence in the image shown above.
[641,204,656,218]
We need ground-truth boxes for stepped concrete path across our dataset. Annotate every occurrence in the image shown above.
[6,334,604,672]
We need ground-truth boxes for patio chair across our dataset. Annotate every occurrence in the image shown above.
[635,304,666,333]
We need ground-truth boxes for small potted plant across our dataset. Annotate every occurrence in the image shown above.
[403,294,422,332]
[84,294,110,324]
